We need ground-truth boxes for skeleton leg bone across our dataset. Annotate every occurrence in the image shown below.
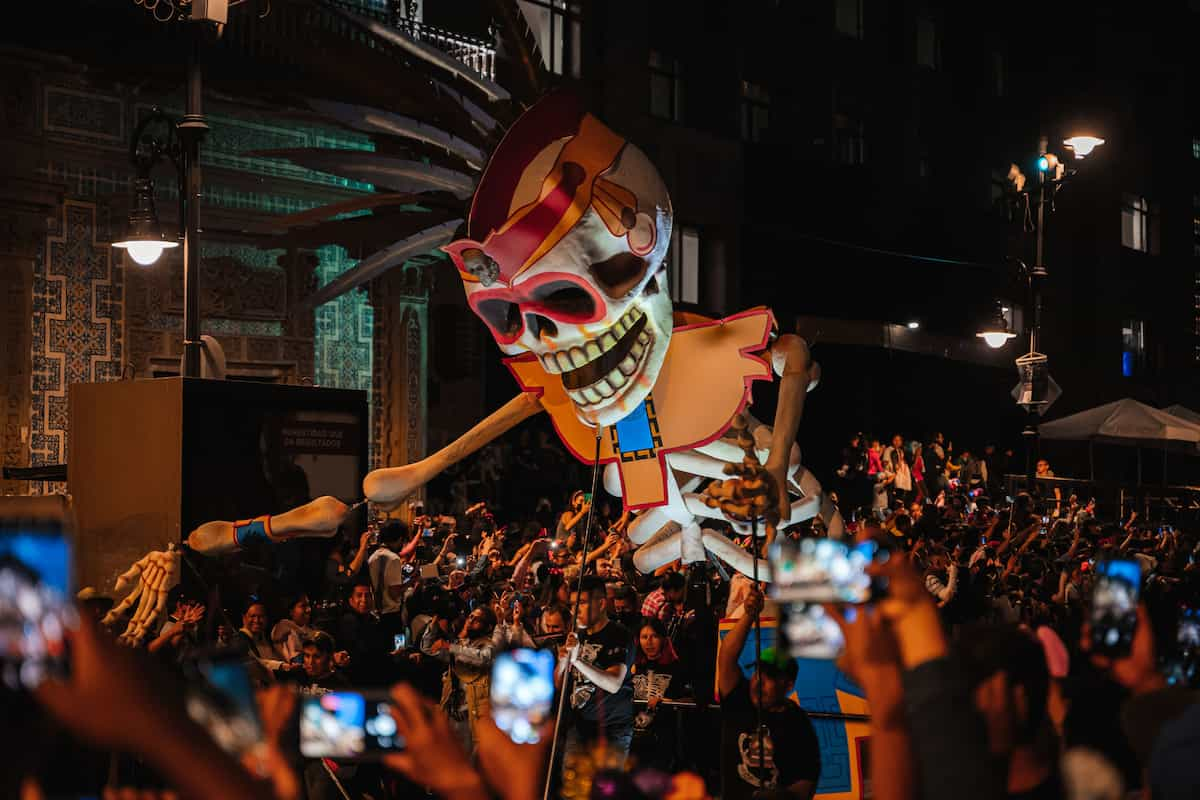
[364,393,543,508]
[187,495,351,556]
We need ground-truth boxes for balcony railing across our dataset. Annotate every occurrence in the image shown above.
[325,0,496,80]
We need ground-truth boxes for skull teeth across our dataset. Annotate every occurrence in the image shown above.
[537,305,645,374]
[570,329,654,409]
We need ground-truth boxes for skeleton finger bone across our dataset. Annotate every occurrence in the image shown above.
[364,393,543,508]
[702,529,769,579]
[113,556,148,595]
[102,581,142,627]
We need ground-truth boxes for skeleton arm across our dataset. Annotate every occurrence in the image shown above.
[364,393,543,508]
[764,334,819,524]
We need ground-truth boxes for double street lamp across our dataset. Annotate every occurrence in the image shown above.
[978,132,1105,487]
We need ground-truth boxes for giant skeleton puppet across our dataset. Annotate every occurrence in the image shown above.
[367,94,843,577]
[185,94,842,580]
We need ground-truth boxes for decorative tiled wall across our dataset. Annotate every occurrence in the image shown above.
[28,200,124,488]
[313,244,374,393]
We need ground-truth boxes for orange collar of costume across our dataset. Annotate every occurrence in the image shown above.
[506,308,776,510]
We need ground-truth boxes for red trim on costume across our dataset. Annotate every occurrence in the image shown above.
[467,91,586,243]
[466,271,609,344]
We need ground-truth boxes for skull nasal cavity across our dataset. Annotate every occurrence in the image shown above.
[526,314,558,339]
[477,299,523,337]
[589,252,648,299]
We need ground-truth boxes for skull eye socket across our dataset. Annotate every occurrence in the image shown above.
[589,252,648,299]
[476,299,523,338]
[530,281,596,319]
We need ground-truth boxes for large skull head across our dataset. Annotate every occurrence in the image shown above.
[444,95,673,427]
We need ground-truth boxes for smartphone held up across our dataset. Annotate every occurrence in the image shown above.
[768,536,887,605]
[300,690,404,759]
[1089,558,1142,657]
[491,648,555,744]
[0,496,76,690]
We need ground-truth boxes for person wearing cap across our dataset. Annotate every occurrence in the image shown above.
[717,584,820,799]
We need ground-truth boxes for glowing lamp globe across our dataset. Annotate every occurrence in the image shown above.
[1063,135,1105,158]
[112,175,178,266]
[978,330,1017,349]
[114,238,177,266]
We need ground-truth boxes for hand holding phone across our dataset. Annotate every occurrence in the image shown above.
[491,648,555,744]
[0,505,76,689]
[185,655,266,765]
[768,536,885,604]
[300,690,405,759]
[1089,559,1141,657]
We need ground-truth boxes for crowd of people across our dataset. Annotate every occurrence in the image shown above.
[7,427,1200,800]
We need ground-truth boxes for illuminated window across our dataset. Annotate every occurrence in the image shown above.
[1193,137,1200,159]
[650,51,683,122]
[835,0,863,38]
[1121,194,1157,253]
[670,226,701,304]
[518,1,582,78]
[740,81,770,143]
[1121,320,1145,377]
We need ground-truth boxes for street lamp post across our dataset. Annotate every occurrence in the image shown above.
[179,31,209,379]
[111,22,212,378]
[981,132,1103,494]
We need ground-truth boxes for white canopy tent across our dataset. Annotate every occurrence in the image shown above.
[1038,398,1200,481]
[1164,404,1200,426]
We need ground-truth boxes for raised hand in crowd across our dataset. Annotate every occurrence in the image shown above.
[383,683,489,800]
[34,611,272,800]
[1081,603,1165,696]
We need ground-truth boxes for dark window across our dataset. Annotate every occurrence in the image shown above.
[835,0,863,38]
[518,1,582,78]
[835,116,866,164]
[916,17,939,68]
[740,81,770,143]
[650,51,684,122]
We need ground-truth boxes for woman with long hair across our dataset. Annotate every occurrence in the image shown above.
[630,617,691,770]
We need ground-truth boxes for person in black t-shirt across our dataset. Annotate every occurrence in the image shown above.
[631,616,691,770]
[718,586,821,800]
[558,574,636,767]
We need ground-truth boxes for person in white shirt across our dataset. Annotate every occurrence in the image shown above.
[368,521,415,638]
[270,593,314,664]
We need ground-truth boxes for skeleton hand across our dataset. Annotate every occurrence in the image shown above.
[700,415,781,544]
[102,544,182,646]
[186,495,352,555]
